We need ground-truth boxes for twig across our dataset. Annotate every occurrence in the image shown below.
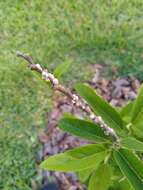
[16,51,120,143]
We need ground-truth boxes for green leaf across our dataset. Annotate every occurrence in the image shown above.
[75,83,124,133]
[111,178,133,190]
[77,144,106,182]
[54,60,71,79]
[59,117,111,143]
[88,164,112,190]
[40,145,107,172]
[70,144,105,181]
[119,179,133,190]
[132,108,143,138]
[131,84,143,122]
[114,149,143,190]
[78,168,94,183]
[120,101,134,123]
[66,144,105,158]
[121,137,143,152]
[133,107,143,126]
[119,149,143,179]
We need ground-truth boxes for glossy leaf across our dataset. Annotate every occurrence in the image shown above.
[40,145,107,172]
[70,144,105,181]
[78,168,94,183]
[59,117,111,142]
[133,108,143,126]
[121,137,143,152]
[77,144,106,182]
[119,179,133,190]
[114,149,143,190]
[75,83,124,133]
[131,84,143,122]
[112,179,133,190]
[54,60,71,79]
[120,101,134,123]
[66,144,105,158]
[132,127,143,139]
[132,108,143,138]
[88,164,112,190]
[119,149,143,179]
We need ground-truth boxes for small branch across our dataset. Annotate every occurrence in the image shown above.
[16,51,34,65]
[16,51,120,143]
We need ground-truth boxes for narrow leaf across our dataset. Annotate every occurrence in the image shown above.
[88,164,112,190]
[54,60,71,78]
[119,149,143,179]
[111,179,132,190]
[133,108,143,127]
[69,144,105,181]
[120,179,133,190]
[40,148,107,172]
[66,144,105,158]
[76,144,106,182]
[78,168,94,182]
[120,101,134,123]
[132,108,143,138]
[131,84,143,122]
[114,149,143,190]
[75,83,124,133]
[121,137,143,152]
[59,117,111,142]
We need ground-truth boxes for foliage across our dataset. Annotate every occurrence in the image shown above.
[1,0,143,84]
[41,83,143,190]
[1,0,143,188]
[1,0,143,126]
[0,126,39,190]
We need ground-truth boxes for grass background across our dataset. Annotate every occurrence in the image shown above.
[1,0,143,189]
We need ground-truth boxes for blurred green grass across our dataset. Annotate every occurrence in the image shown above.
[1,0,143,189]
[0,126,39,190]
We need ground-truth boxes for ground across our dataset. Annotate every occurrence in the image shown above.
[1,0,143,189]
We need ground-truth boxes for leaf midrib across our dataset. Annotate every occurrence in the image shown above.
[90,95,123,131]
[61,121,107,142]
[76,84,123,132]
[118,151,143,182]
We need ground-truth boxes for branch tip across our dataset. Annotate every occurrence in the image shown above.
[17,51,120,143]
